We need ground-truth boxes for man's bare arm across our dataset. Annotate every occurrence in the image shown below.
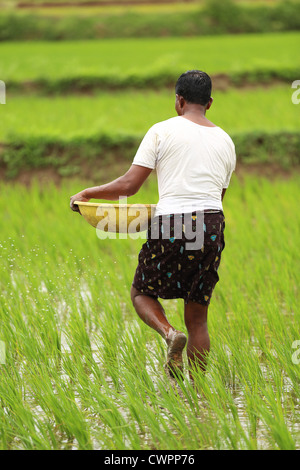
[70,164,153,212]
[222,188,227,201]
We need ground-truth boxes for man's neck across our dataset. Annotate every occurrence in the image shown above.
[180,111,216,128]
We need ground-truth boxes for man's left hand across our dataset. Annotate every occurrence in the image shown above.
[70,191,90,213]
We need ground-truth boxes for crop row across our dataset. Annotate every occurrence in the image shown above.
[1,84,299,177]
[2,86,298,141]
[0,173,299,449]
[1,33,299,93]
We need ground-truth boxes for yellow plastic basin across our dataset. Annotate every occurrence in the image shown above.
[75,201,157,233]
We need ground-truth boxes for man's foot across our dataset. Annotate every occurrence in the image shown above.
[165,330,187,378]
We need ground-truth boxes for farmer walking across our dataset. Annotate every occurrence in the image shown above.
[70,70,236,380]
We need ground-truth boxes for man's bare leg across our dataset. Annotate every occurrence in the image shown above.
[184,301,210,379]
[131,286,187,377]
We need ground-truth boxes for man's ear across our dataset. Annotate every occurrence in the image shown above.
[179,95,186,108]
[175,94,185,115]
[178,95,186,114]
[206,97,213,111]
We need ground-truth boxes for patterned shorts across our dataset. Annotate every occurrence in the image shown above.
[132,210,225,306]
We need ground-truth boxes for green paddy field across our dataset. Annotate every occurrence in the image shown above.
[0,19,299,450]
[1,32,298,86]
[0,174,299,450]
[2,85,297,142]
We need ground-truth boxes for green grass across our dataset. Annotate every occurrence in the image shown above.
[2,84,299,177]
[1,0,299,41]
[1,2,203,17]
[0,0,283,18]
[0,173,299,449]
[1,85,298,143]
[0,32,299,84]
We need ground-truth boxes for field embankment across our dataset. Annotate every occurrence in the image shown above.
[1,85,300,180]
[1,0,300,41]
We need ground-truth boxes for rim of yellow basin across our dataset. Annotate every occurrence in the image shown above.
[74,201,156,208]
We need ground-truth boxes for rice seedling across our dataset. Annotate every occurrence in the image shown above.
[1,32,298,85]
[0,172,299,449]
[1,85,298,144]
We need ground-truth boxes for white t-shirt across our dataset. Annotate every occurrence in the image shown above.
[132,116,236,217]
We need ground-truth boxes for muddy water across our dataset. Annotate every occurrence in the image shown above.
[6,280,299,450]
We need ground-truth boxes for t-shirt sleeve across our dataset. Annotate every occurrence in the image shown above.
[132,125,158,170]
[223,141,236,189]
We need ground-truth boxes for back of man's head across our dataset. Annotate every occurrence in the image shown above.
[175,70,212,106]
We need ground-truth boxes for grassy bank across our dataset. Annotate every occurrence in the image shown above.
[1,0,300,41]
[1,85,299,178]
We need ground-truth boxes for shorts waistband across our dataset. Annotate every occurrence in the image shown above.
[203,210,222,214]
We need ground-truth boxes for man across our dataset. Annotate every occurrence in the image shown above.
[70,70,236,380]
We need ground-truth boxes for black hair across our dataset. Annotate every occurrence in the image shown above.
[175,70,212,106]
